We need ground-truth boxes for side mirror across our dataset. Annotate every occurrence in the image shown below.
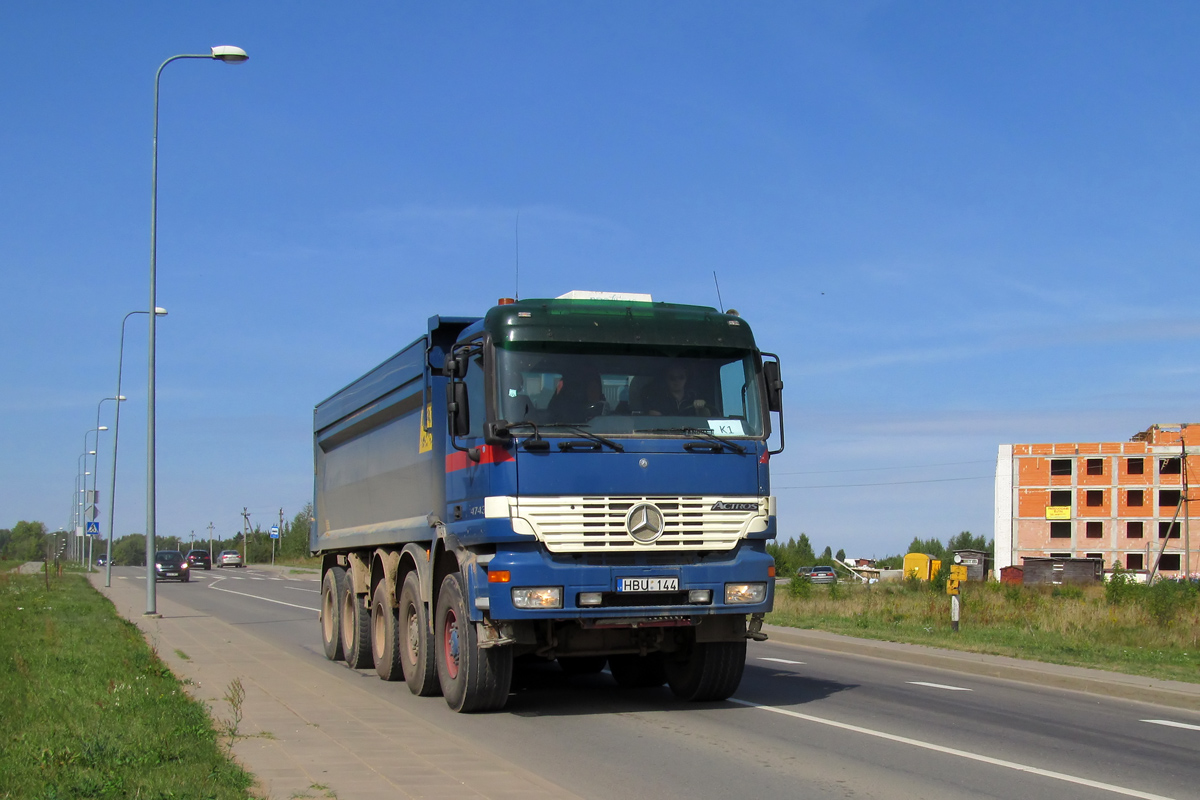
[443,354,468,379]
[446,382,470,438]
[763,360,783,413]
[484,420,513,446]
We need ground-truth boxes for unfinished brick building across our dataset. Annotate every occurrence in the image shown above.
[994,424,1198,579]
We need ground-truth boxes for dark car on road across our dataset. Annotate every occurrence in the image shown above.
[796,565,837,584]
[154,550,190,582]
[185,549,212,570]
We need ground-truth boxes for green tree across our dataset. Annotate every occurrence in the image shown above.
[907,537,947,561]
[947,531,991,555]
[819,545,833,563]
[280,504,313,560]
[835,548,846,563]
[2,521,47,561]
[112,533,147,566]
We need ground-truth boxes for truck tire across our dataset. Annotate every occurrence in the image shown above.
[398,572,440,696]
[608,653,667,688]
[371,582,403,681]
[340,578,373,669]
[664,640,746,702]
[434,573,512,712]
[320,566,346,661]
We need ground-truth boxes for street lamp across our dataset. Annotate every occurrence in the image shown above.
[90,399,120,572]
[146,46,248,616]
[83,428,106,567]
[76,448,96,564]
[105,308,165,587]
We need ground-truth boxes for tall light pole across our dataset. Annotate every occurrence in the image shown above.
[90,399,120,572]
[105,308,165,587]
[146,46,248,616]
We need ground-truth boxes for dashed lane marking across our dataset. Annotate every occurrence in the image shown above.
[1142,719,1200,732]
[758,657,805,665]
[907,681,972,692]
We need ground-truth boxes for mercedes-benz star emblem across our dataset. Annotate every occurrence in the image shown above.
[626,503,665,543]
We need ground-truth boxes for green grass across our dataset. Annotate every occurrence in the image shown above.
[0,571,254,799]
[768,579,1200,684]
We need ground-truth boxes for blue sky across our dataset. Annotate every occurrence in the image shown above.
[4,2,1199,558]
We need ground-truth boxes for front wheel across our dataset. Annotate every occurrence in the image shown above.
[434,573,512,712]
[664,640,746,702]
[398,572,439,696]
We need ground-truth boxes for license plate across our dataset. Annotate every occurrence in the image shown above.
[617,577,679,592]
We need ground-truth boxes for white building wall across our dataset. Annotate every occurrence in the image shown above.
[993,444,1014,578]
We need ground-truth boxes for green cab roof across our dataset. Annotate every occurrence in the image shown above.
[483,297,759,351]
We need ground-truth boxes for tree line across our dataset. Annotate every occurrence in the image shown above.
[768,530,993,575]
[0,506,314,566]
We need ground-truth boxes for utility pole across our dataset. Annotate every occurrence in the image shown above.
[242,507,251,566]
[207,521,214,558]
[276,507,283,566]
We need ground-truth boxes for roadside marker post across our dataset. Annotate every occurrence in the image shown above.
[947,559,968,633]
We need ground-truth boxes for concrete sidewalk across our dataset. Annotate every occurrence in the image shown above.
[88,571,579,800]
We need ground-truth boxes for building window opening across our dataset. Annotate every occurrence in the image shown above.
[1126,521,1144,539]
[1050,521,1072,539]
[1159,489,1182,507]
[1128,489,1144,507]
[1050,459,1073,476]
[1160,458,1182,475]
[1085,552,1103,560]
[1159,521,1181,539]
[1085,490,1103,507]
[1049,552,1072,559]
[1126,553,1144,570]
[1127,457,1144,475]
[1085,521,1103,538]
[1086,458,1104,476]
[1050,490,1072,507]
[1158,553,1181,571]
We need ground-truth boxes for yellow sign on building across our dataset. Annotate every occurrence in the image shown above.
[1045,506,1071,520]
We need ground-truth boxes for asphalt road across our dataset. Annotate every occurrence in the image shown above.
[112,565,1200,800]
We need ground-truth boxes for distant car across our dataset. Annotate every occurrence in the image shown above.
[185,549,212,570]
[96,554,109,567]
[796,565,837,584]
[216,550,243,568]
[154,550,190,582]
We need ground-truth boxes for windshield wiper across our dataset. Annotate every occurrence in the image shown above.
[535,423,624,452]
[644,427,747,455]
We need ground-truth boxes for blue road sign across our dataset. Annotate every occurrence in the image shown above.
[86,521,100,535]
[269,525,280,539]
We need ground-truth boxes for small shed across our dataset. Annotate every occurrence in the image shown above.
[953,549,991,582]
[1021,557,1104,586]
[903,553,941,581]
[999,565,1024,585]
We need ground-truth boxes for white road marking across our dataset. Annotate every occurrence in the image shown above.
[1142,719,1200,732]
[286,586,320,594]
[908,681,972,692]
[206,579,319,613]
[730,699,1177,800]
[758,657,805,665]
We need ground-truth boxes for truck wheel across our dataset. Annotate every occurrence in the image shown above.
[320,566,346,661]
[398,572,440,696]
[340,578,373,669]
[664,640,746,701]
[371,582,403,681]
[434,573,512,712]
[558,656,607,676]
[608,653,667,688]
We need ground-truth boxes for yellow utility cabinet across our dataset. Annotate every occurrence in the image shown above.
[903,552,941,581]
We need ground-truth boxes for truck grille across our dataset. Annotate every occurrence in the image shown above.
[503,495,768,553]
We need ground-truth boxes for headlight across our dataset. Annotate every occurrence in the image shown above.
[725,583,767,604]
[512,587,562,609]
[154,563,162,569]
[180,563,188,569]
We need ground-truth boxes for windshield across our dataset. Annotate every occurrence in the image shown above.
[495,345,765,437]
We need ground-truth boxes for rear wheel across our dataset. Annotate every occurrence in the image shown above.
[664,640,746,701]
[434,573,512,712]
[320,566,346,661]
[340,575,373,669]
[398,572,440,696]
[371,582,403,681]
[608,653,667,688]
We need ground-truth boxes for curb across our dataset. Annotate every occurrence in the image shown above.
[763,624,1200,712]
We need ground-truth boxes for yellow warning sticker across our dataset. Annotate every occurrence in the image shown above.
[419,403,433,453]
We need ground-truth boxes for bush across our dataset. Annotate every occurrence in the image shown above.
[1051,584,1084,600]
[1105,564,1140,606]
[1146,579,1198,626]
[788,574,812,599]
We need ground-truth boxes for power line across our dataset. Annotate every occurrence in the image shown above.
[778,475,993,489]
[774,459,993,477]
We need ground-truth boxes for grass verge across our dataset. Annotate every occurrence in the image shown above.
[0,570,254,799]
[768,579,1200,684]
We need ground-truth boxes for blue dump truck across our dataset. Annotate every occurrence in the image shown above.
[311,291,784,712]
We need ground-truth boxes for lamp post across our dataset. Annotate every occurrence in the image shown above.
[90,400,119,572]
[145,45,248,617]
[83,428,106,566]
[77,447,96,565]
[104,308,165,587]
